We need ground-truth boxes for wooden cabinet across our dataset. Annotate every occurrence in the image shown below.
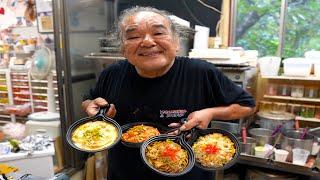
[257,75,320,127]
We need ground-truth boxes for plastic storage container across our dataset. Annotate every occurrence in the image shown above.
[287,104,301,116]
[266,84,278,95]
[272,102,287,112]
[283,58,312,76]
[258,56,281,76]
[278,84,291,96]
[300,105,315,118]
[259,101,273,112]
[314,62,320,77]
[304,86,319,98]
[291,85,304,98]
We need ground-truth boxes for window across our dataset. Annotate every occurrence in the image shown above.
[234,0,320,58]
[283,0,320,57]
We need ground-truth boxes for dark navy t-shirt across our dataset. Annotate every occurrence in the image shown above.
[85,56,255,180]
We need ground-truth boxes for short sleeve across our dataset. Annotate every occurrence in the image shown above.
[208,66,255,107]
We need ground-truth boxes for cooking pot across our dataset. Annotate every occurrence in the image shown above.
[248,128,275,146]
[238,137,256,155]
[281,129,314,153]
[257,111,295,131]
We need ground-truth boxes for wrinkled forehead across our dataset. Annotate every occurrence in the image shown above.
[121,11,171,31]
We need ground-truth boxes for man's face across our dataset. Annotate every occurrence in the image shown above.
[121,11,179,78]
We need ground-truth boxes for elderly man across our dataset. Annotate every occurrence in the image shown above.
[82,6,255,180]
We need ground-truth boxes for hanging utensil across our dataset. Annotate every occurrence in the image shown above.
[300,128,308,140]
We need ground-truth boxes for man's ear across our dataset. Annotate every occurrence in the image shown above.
[175,38,180,52]
[120,45,126,57]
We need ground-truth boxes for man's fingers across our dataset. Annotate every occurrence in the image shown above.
[106,104,117,118]
[168,123,181,128]
[86,107,98,117]
[168,130,180,135]
[94,97,108,106]
[180,118,199,131]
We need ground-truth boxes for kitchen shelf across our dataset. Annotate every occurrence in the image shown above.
[262,75,320,81]
[0,91,8,94]
[14,98,30,102]
[296,116,320,122]
[33,99,59,103]
[263,95,320,102]
[12,79,28,82]
[239,154,320,177]
[11,72,28,75]
[13,92,30,95]
[32,87,58,90]
[12,85,29,88]
[0,114,9,118]
[33,93,58,97]
[31,80,57,83]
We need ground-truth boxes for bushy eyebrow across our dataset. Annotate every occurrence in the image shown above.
[125,23,168,34]
[151,24,167,30]
[125,25,138,34]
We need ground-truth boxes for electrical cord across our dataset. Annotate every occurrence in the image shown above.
[182,0,205,26]
[197,0,222,14]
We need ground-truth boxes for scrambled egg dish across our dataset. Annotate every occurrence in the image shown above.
[71,121,118,151]
[192,133,235,168]
[122,124,160,143]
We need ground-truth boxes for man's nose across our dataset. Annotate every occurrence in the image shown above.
[140,34,156,47]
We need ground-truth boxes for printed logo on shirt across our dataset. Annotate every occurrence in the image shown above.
[159,109,187,118]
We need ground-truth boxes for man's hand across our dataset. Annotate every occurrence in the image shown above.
[180,109,213,131]
[82,97,117,117]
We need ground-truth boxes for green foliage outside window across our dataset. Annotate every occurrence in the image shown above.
[235,0,320,58]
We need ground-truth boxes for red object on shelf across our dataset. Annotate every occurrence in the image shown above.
[242,127,247,144]
[5,103,31,116]
[0,7,5,15]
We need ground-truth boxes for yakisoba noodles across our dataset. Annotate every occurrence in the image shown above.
[192,133,235,168]
[71,121,118,151]
[121,125,160,143]
[145,140,188,173]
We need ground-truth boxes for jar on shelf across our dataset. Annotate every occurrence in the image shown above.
[266,83,278,95]
[259,101,273,112]
[291,85,304,98]
[315,106,320,119]
[287,103,301,116]
[304,86,319,98]
[272,102,287,112]
[301,105,315,118]
[277,84,291,96]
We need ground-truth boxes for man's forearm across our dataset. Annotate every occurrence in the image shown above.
[206,104,255,120]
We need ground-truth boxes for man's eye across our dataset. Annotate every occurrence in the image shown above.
[127,37,139,40]
[154,32,163,36]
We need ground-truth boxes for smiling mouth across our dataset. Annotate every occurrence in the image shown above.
[138,51,163,57]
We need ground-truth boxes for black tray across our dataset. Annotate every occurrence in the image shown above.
[140,133,195,177]
[188,128,240,171]
[66,106,122,153]
[121,122,169,148]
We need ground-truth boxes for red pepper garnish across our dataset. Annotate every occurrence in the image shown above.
[204,144,219,154]
[161,145,179,161]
